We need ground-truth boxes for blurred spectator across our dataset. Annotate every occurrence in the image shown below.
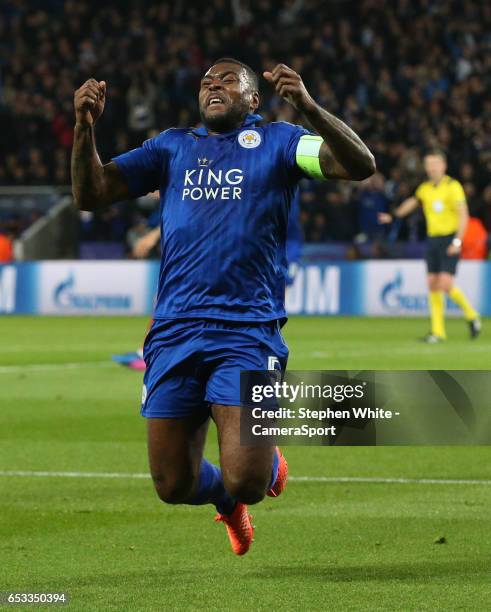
[0,232,13,262]
[462,217,488,260]
[355,173,389,242]
[482,184,491,231]
[0,0,489,250]
[127,75,157,147]
[126,214,153,255]
[322,191,356,241]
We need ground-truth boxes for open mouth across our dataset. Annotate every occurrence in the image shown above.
[207,96,225,108]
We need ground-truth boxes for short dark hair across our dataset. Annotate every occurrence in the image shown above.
[425,148,447,161]
[212,57,258,91]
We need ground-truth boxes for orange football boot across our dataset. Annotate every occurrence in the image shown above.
[215,502,254,555]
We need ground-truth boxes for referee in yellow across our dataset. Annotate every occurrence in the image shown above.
[379,149,481,342]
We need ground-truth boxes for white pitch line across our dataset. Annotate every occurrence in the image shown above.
[0,361,114,374]
[297,344,491,360]
[289,476,491,486]
[0,470,149,479]
[1,470,491,486]
[0,344,130,353]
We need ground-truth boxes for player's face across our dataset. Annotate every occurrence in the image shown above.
[199,62,258,132]
[424,155,447,181]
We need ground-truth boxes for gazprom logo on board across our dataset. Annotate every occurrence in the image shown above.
[381,271,427,312]
[54,272,132,311]
[0,265,16,313]
[380,271,458,312]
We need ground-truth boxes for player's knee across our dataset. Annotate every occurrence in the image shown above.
[224,472,269,505]
[152,473,195,504]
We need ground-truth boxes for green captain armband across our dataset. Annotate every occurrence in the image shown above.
[295,135,325,180]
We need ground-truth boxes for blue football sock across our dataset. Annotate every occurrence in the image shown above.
[268,448,279,490]
[186,459,236,515]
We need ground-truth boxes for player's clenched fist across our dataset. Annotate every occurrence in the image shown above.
[263,64,315,112]
[74,79,106,127]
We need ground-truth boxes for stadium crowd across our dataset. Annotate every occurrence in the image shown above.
[0,0,490,249]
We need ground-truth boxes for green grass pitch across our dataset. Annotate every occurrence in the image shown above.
[1,316,490,610]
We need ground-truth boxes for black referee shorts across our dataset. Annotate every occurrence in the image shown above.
[425,233,459,275]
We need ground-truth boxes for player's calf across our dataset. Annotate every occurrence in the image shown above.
[151,470,198,504]
[147,417,209,504]
[212,405,278,504]
[222,469,271,505]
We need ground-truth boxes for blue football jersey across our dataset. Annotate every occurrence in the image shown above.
[286,191,303,266]
[112,114,311,321]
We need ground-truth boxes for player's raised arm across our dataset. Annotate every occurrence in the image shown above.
[378,196,420,224]
[71,79,130,211]
[263,64,375,181]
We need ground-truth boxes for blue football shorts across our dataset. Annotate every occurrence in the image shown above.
[141,318,289,418]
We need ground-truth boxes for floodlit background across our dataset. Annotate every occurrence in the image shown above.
[1,1,490,609]
[1,0,490,315]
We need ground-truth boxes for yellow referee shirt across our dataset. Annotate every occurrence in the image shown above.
[415,175,466,237]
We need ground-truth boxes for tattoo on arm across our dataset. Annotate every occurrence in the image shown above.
[319,142,349,180]
[71,124,129,210]
[301,103,376,181]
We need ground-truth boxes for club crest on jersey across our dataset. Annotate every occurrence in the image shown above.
[238,129,261,149]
